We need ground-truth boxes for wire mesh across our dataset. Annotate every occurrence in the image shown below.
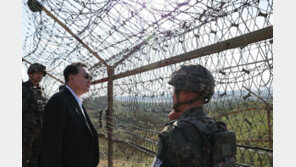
[22,0,273,166]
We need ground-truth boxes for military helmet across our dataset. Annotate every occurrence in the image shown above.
[27,63,46,76]
[168,64,215,103]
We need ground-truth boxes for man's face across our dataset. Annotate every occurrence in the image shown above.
[71,67,92,95]
[29,71,45,83]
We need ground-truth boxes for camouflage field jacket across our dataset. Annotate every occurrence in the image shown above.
[152,106,236,167]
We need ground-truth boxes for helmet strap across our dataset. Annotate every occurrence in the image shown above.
[173,90,181,113]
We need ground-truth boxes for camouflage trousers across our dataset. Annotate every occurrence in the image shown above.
[22,127,41,167]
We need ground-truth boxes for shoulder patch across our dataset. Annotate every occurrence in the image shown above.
[152,158,163,167]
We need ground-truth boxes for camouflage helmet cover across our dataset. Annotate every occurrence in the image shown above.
[27,63,46,76]
[168,64,215,102]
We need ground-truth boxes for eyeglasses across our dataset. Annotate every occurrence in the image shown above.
[84,73,92,80]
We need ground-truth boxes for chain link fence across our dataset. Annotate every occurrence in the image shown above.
[23,0,273,166]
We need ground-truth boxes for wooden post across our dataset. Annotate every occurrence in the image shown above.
[266,105,273,166]
[107,66,114,167]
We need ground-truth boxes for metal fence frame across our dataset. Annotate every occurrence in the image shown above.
[23,1,273,167]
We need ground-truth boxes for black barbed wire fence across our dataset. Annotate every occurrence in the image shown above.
[23,0,273,166]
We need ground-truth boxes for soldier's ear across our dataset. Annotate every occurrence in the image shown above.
[183,90,190,96]
[184,91,194,100]
[179,91,188,100]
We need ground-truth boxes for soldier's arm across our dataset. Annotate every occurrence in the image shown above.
[152,121,203,167]
[22,86,30,112]
[22,86,28,110]
[152,124,178,167]
[42,94,67,167]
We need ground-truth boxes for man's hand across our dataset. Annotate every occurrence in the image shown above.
[168,110,182,121]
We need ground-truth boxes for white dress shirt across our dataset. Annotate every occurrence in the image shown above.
[65,85,87,119]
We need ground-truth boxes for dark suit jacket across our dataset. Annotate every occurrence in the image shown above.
[41,88,99,167]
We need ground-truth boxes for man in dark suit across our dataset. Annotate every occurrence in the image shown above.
[41,62,99,167]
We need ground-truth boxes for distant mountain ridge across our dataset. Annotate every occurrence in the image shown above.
[114,87,273,102]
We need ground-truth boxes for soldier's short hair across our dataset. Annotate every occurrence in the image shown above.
[63,62,87,83]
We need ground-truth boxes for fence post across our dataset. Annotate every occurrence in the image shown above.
[266,105,273,166]
[266,105,272,148]
[107,66,114,167]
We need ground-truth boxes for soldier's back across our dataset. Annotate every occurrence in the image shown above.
[155,117,204,167]
[154,107,236,167]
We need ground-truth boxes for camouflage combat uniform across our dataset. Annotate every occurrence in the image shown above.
[152,106,236,167]
[22,80,47,167]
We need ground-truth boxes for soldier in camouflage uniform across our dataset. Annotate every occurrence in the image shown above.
[152,64,237,167]
[23,63,47,167]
